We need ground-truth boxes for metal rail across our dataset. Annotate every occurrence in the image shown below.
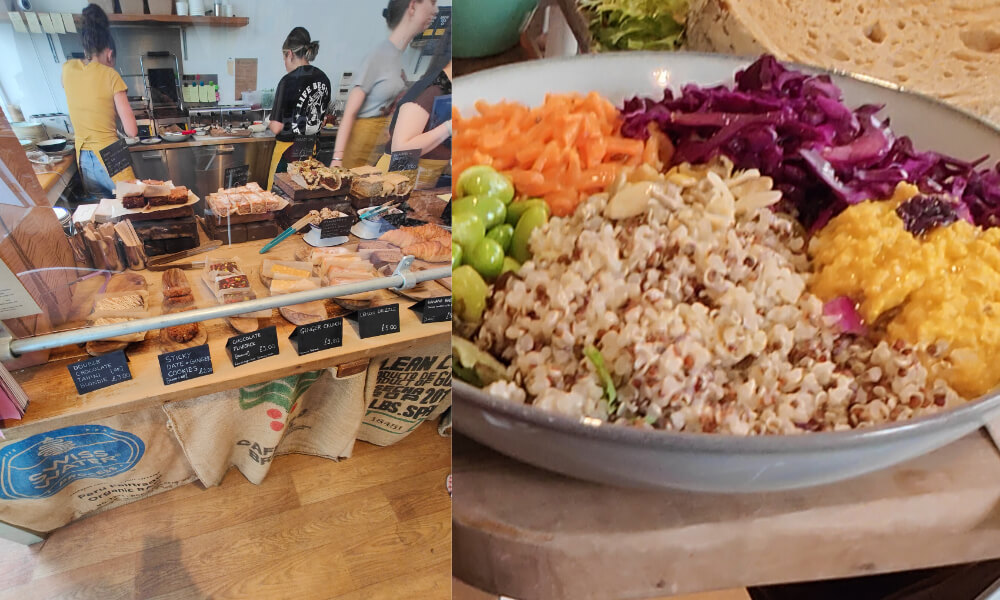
[0,261,449,360]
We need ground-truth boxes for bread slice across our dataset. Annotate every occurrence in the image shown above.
[686,0,1000,124]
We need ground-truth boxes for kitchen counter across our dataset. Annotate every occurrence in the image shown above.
[34,154,76,205]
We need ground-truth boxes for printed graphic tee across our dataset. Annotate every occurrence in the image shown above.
[270,65,332,142]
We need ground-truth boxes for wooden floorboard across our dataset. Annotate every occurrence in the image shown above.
[0,424,451,600]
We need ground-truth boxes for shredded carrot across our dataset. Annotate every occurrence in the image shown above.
[454,92,655,217]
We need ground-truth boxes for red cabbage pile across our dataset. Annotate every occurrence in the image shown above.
[620,55,1000,229]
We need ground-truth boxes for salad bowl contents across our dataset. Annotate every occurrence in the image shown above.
[452,52,1000,491]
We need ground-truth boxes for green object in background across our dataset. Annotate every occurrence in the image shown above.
[578,0,687,51]
[453,0,539,58]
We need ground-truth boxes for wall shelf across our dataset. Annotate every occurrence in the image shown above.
[79,14,250,28]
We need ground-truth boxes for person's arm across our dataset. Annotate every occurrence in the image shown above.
[114,91,138,138]
[330,86,366,167]
[268,120,284,135]
[391,102,451,156]
[268,77,288,136]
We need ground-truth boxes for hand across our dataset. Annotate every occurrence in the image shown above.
[442,120,452,136]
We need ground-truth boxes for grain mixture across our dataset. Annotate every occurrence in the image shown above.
[478,159,962,434]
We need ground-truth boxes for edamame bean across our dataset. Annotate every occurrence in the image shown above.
[455,194,506,229]
[468,237,505,281]
[506,198,549,226]
[485,223,514,254]
[453,265,489,323]
[452,210,485,251]
[452,242,463,269]
[511,206,548,263]
[458,165,515,205]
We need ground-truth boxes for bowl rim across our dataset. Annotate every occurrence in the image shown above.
[454,50,1000,452]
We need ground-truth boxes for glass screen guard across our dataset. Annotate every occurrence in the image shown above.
[0,264,449,360]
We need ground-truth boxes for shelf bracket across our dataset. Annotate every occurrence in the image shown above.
[391,256,418,291]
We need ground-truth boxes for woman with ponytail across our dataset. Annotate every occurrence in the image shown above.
[329,0,438,169]
[265,27,332,190]
[61,3,138,199]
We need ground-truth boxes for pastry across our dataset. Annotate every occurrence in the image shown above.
[122,195,147,209]
[402,240,451,263]
[161,268,193,298]
[168,187,189,205]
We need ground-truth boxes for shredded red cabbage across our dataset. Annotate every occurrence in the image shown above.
[822,297,867,336]
[620,55,1000,229]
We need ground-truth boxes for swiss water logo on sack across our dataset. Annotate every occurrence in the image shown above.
[0,425,145,500]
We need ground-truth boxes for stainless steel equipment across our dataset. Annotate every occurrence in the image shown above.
[130,140,275,205]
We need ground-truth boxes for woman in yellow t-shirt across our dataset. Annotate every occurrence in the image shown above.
[61,3,138,199]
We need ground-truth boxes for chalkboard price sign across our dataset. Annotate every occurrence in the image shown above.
[68,350,133,395]
[99,139,132,178]
[158,344,213,386]
[289,317,343,356]
[388,149,421,173]
[224,164,250,188]
[226,325,280,367]
[289,135,316,162]
[355,303,401,339]
[315,136,337,165]
[409,295,452,323]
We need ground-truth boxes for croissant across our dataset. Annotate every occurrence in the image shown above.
[379,229,421,248]
[403,240,451,263]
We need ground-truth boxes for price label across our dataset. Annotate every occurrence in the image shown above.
[99,139,132,178]
[289,134,316,162]
[68,350,132,395]
[289,317,343,356]
[356,304,400,339]
[388,149,421,173]
[226,325,280,367]
[315,136,337,165]
[158,344,213,385]
[409,296,452,323]
[224,164,250,188]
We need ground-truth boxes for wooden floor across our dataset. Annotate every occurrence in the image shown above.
[0,423,452,600]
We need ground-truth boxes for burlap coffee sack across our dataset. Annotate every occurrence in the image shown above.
[163,368,365,486]
[358,340,452,446]
[0,405,196,532]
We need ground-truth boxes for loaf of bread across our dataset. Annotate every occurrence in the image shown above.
[685,0,1000,124]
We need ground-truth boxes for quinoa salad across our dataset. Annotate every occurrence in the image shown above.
[451,56,1000,435]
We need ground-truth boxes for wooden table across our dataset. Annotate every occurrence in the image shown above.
[1,236,451,442]
[454,432,1000,600]
[34,154,76,206]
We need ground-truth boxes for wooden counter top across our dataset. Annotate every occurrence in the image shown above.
[2,236,450,442]
[35,154,76,193]
[453,432,1000,600]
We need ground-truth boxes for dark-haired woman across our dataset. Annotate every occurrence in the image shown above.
[379,26,451,189]
[330,0,438,169]
[61,3,138,199]
[266,27,332,190]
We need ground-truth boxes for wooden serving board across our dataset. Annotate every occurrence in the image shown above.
[453,432,1000,600]
[273,172,349,201]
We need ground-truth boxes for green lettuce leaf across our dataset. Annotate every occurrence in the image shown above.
[578,0,688,52]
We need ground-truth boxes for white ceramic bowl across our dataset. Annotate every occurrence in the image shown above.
[454,52,1000,492]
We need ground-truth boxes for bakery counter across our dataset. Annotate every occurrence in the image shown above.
[130,139,275,203]
[128,135,277,152]
[34,153,77,206]
[1,236,451,442]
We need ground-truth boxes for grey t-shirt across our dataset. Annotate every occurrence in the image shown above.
[356,40,407,118]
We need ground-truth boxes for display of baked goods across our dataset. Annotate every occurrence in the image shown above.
[287,158,352,191]
[85,273,150,356]
[207,182,287,217]
[377,224,452,263]
[113,179,192,209]
[306,208,350,227]
[158,268,206,350]
[381,172,415,197]
[199,256,271,332]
